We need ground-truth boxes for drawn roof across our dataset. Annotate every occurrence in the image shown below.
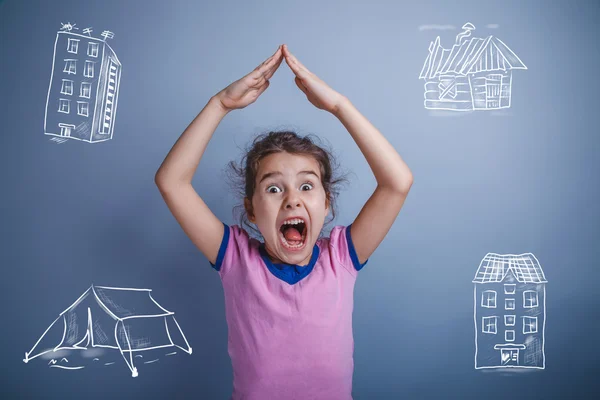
[63,285,172,320]
[472,253,547,283]
[419,35,527,80]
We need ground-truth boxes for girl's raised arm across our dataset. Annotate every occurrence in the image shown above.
[155,97,230,265]
[155,45,284,265]
[282,44,413,266]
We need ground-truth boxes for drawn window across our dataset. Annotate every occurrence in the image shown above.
[58,99,70,113]
[504,315,516,326]
[482,316,497,334]
[505,298,515,310]
[87,42,99,57]
[63,59,77,75]
[61,79,74,95]
[84,61,95,78]
[523,316,538,334]
[481,290,496,308]
[77,101,89,117]
[505,330,515,342]
[523,291,538,308]
[67,38,79,53]
[504,284,516,294]
[80,82,92,98]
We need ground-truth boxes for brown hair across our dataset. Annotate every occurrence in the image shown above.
[225,129,352,240]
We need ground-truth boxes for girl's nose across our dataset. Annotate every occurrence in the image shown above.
[285,201,301,209]
[284,194,302,209]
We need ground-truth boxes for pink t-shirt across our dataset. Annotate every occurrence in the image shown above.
[210,223,368,400]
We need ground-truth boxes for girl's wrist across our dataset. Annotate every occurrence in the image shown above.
[210,94,233,115]
[331,95,350,117]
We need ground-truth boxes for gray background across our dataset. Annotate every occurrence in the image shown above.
[2,0,599,398]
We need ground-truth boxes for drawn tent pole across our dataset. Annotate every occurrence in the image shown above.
[23,285,192,377]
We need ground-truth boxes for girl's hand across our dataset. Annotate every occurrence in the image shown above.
[282,44,346,114]
[215,45,284,111]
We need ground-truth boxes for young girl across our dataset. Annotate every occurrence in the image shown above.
[155,44,413,400]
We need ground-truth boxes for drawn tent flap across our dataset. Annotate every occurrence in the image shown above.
[419,23,527,111]
[23,285,192,377]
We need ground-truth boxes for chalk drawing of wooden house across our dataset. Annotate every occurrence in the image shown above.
[473,253,546,369]
[419,23,527,111]
[44,23,122,143]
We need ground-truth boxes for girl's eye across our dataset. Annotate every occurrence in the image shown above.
[266,182,313,193]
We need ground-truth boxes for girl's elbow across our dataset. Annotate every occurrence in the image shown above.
[155,170,173,189]
[399,173,414,194]
[154,170,166,187]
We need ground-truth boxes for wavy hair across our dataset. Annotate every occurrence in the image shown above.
[224,129,352,240]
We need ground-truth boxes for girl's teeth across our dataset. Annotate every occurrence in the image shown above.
[278,231,306,249]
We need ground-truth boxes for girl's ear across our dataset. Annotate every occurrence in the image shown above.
[244,197,255,222]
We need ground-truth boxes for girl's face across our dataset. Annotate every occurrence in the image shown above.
[245,151,329,266]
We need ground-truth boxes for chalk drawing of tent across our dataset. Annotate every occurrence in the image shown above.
[23,285,192,377]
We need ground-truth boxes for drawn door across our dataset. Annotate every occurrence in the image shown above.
[500,349,519,366]
[59,123,75,137]
[486,80,500,108]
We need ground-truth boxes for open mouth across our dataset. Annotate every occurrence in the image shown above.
[278,220,307,250]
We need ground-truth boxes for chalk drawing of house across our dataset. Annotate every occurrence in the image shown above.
[473,253,546,369]
[23,285,192,377]
[44,23,122,143]
[419,22,527,111]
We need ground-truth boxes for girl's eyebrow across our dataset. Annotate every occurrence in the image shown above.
[259,170,319,183]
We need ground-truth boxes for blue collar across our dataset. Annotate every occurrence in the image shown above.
[258,242,320,285]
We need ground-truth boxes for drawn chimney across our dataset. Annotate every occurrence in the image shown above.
[60,22,78,32]
[455,22,475,45]
[101,30,115,41]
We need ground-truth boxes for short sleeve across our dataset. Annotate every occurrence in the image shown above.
[209,223,251,279]
[328,223,369,277]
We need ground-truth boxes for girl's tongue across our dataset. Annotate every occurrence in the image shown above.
[283,226,303,241]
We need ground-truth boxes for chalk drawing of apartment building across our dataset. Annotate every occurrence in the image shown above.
[419,23,527,111]
[44,23,122,143]
[473,253,546,369]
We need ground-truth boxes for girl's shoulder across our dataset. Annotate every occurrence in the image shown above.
[322,224,368,275]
